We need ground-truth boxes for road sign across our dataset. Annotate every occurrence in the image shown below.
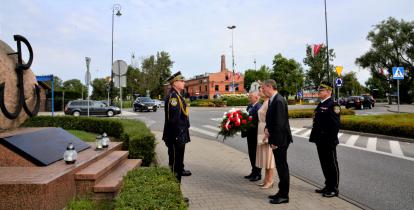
[392,67,404,80]
[112,60,128,88]
[250,81,260,92]
[297,90,303,97]
[335,66,343,76]
[335,77,343,87]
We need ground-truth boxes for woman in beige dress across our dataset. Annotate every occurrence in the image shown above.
[256,85,276,188]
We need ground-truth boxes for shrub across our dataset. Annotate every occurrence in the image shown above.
[341,114,414,139]
[66,197,113,210]
[115,167,187,210]
[190,99,227,107]
[288,108,355,118]
[113,100,133,108]
[219,94,249,106]
[23,116,155,166]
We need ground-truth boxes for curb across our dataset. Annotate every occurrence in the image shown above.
[303,126,414,143]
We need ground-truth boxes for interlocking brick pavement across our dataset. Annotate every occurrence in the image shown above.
[154,131,360,210]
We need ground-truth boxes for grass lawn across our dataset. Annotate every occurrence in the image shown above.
[342,113,414,125]
[67,130,97,142]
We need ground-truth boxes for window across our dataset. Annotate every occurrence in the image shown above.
[225,85,229,91]
[205,85,207,92]
[215,85,219,91]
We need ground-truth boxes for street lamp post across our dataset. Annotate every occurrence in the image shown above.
[227,25,236,94]
[111,4,122,105]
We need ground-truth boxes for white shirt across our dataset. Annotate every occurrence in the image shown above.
[321,96,331,103]
[269,92,277,104]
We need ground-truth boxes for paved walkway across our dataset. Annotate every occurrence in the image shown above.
[154,131,360,210]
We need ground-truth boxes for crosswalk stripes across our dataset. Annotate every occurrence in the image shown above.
[202,125,220,131]
[292,128,306,135]
[189,127,217,138]
[367,137,377,151]
[346,135,359,146]
[390,140,404,156]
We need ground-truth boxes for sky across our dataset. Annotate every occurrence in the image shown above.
[1,0,413,86]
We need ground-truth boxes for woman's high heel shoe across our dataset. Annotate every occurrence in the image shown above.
[260,182,274,189]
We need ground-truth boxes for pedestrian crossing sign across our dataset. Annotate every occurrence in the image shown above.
[392,67,404,80]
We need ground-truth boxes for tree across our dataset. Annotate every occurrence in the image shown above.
[271,53,304,98]
[91,78,109,100]
[44,76,63,91]
[339,72,364,97]
[126,66,141,98]
[303,45,336,89]
[243,65,271,91]
[62,79,87,97]
[365,75,388,99]
[355,17,414,103]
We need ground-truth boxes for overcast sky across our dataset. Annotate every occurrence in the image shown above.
[1,0,413,85]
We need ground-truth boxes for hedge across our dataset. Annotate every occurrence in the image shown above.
[341,114,414,139]
[22,116,155,166]
[190,99,226,107]
[115,167,187,210]
[288,108,355,118]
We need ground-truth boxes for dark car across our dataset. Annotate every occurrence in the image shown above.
[64,100,121,117]
[362,94,375,108]
[345,96,373,110]
[133,97,157,112]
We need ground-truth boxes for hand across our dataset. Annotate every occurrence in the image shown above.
[264,128,269,138]
[270,144,278,150]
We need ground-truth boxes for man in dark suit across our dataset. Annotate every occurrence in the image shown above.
[309,82,341,198]
[241,91,262,181]
[263,79,292,204]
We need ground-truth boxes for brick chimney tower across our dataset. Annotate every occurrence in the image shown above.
[220,55,227,72]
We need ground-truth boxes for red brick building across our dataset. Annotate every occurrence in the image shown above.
[184,55,245,99]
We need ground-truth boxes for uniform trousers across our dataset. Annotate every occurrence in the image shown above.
[316,143,339,191]
[165,141,186,183]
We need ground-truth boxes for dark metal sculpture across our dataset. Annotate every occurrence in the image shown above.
[0,35,40,119]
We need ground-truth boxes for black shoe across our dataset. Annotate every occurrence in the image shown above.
[249,175,261,182]
[268,193,280,199]
[315,187,328,194]
[181,169,192,176]
[244,173,254,179]
[322,191,338,198]
[269,197,289,204]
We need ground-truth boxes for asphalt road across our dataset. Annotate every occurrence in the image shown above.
[123,106,414,210]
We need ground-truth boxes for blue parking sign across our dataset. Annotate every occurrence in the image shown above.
[392,67,404,80]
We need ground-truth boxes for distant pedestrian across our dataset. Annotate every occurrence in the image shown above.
[263,79,292,204]
[241,91,262,182]
[309,81,341,198]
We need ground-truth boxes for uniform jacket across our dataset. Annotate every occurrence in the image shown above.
[162,89,190,144]
[309,97,340,146]
[241,102,262,138]
[266,93,293,147]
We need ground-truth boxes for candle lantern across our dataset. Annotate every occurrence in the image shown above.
[63,143,77,164]
[102,133,110,148]
[96,135,103,150]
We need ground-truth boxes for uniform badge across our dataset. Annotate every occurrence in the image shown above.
[169,98,178,107]
[334,105,341,114]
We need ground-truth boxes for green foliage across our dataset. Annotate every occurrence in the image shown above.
[67,197,113,210]
[365,76,388,98]
[67,130,97,142]
[271,53,304,98]
[341,114,414,139]
[90,78,110,100]
[190,99,226,107]
[339,72,365,96]
[220,94,249,106]
[243,65,271,91]
[303,44,336,89]
[113,100,133,108]
[63,79,87,98]
[114,167,187,210]
[288,109,355,118]
[22,116,155,166]
[356,17,414,103]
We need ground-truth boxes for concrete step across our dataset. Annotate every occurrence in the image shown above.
[75,151,128,181]
[93,159,142,200]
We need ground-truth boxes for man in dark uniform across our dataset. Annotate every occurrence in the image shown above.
[163,71,191,185]
[309,81,341,198]
[241,91,262,181]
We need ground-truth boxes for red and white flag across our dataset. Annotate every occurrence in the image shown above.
[312,44,323,57]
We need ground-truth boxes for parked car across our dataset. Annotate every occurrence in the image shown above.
[64,100,121,117]
[133,97,157,112]
[362,94,375,107]
[152,99,164,108]
[345,96,373,110]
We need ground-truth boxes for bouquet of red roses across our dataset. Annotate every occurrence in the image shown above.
[218,108,253,140]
